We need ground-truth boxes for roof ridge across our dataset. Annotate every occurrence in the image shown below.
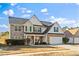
[9,16,29,20]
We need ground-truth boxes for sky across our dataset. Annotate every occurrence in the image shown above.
[0,3,79,32]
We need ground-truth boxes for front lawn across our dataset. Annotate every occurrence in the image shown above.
[0,45,69,55]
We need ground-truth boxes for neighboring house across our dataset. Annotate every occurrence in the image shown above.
[8,15,64,45]
[64,28,79,44]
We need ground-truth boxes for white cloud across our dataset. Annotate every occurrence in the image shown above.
[0,24,8,28]
[10,3,17,6]
[50,16,55,19]
[49,16,79,27]
[27,10,32,13]
[17,6,27,13]
[21,14,30,18]
[17,6,33,14]
[41,8,48,13]
[3,9,14,16]
[75,3,79,5]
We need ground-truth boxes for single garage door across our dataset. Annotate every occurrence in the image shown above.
[68,37,73,43]
[49,37,62,44]
[74,38,79,43]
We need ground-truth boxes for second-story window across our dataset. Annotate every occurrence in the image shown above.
[19,26,21,31]
[54,27,59,32]
[25,26,27,31]
[40,28,41,32]
[30,26,32,32]
[15,26,21,31]
[38,28,41,33]
[15,26,18,31]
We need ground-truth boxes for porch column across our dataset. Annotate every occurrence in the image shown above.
[25,35,27,45]
[34,35,35,44]
[26,35,27,39]
[45,34,48,44]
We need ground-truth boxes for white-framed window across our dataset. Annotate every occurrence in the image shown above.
[54,27,59,32]
[30,26,32,32]
[25,26,27,31]
[15,26,21,31]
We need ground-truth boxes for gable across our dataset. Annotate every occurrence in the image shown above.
[23,20,33,32]
[48,22,63,33]
[75,29,79,37]
[29,15,43,25]
[23,20,33,26]
[68,29,78,35]
[64,30,73,37]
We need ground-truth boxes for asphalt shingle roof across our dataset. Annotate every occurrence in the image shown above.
[9,16,52,26]
[40,21,52,26]
[67,28,79,35]
[9,17,29,24]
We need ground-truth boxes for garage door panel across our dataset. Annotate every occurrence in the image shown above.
[49,37,62,44]
[74,38,79,43]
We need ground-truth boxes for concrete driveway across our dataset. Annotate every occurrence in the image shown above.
[54,44,79,52]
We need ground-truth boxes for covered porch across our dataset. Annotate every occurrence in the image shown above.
[24,34,48,45]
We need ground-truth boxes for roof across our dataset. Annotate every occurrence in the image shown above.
[67,28,79,35]
[40,21,52,26]
[9,17,29,24]
[9,16,52,26]
[43,23,55,34]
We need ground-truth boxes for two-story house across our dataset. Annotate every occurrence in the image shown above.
[7,15,64,45]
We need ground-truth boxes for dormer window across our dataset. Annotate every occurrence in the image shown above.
[54,27,59,32]
[38,28,41,33]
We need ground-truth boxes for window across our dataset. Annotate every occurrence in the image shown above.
[30,26,32,32]
[15,26,21,31]
[40,28,41,32]
[15,26,18,31]
[38,28,41,32]
[33,27,35,32]
[19,26,21,31]
[54,27,59,32]
[25,26,27,31]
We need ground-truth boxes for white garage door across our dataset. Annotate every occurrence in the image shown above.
[49,37,62,44]
[74,38,79,43]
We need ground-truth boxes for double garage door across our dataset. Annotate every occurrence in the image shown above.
[49,37,62,44]
[69,37,79,43]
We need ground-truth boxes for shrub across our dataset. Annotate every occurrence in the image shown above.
[62,37,69,44]
[40,42,47,45]
[35,42,39,45]
[6,39,25,45]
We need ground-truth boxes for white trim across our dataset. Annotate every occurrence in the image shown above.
[25,34,45,36]
[34,35,35,44]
